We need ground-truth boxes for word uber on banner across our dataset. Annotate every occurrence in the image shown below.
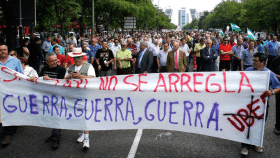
[0,65,270,147]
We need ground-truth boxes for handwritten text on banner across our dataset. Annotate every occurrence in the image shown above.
[0,65,270,147]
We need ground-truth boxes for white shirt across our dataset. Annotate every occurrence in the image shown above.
[42,41,51,52]
[134,42,140,51]
[157,50,168,66]
[66,38,77,47]
[110,44,121,57]
[179,44,190,57]
[64,64,96,77]
[149,43,160,56]
[24,65,38,78]
[158,38,162,44]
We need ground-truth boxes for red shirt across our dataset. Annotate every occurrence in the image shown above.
[63,55,87,66]
[56,38,61,44]
[219,44,232,61]
[128,44,137,51]
[57,54,66,66]
[230,42,236,47]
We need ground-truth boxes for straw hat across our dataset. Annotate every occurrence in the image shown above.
[68,48,86,57]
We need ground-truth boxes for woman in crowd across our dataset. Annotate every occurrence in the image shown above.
[23,38,30,59]
[18,57,38,78]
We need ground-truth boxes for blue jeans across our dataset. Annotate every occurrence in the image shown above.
[186,56,189,72]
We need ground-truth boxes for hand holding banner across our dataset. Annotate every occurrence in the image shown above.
[0,65,270,147]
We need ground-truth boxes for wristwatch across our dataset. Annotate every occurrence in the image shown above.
[271,90,275,95]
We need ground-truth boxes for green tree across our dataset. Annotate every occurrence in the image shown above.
[36,0,81,36]
[238,0,264,31]
[198,11,210,29]
[55,0,80,37]
[94,0,139,32]
[36,1,56,32]
[183,18,199,30]
[75,0,92,34]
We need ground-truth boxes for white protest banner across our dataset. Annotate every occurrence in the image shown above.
[0,65,269,147]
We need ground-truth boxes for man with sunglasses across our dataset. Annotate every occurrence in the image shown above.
[219,37,233,71]
[64,48,95,150]
[64,48,95,80]
[240,53,280,156]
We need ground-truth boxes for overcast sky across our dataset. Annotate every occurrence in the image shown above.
[152,0,223,25]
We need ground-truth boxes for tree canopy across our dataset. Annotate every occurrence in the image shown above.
[183,0,280,34]
[34,0,176,34]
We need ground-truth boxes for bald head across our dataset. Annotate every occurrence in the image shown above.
[172,42,179,51]
[206,39,212,48]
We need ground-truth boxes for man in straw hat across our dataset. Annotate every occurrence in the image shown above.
[64,47,95,150]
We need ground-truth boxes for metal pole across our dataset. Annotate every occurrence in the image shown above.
[19,0,23,57]
[158,0,160,31]
[92,0,95,35]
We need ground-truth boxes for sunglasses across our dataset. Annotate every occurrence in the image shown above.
[73,56,82,59]
[121,45,127,47]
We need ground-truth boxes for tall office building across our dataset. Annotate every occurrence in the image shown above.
[178,8,190,29]
[164,7,173,20]
[190,9,199,20]
[186,13,190,24]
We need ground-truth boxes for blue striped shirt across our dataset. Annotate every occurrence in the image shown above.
[0,56,23,74]
[241,48,257,66]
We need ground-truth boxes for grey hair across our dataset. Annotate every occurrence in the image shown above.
[154,39,158,44]
[140,41,148,48]
[82,43,87,47]
[121,41,127,45]
[206,39,212,43]
[237,38,243,42]
[45,53,57,61]
[127,38,133,42]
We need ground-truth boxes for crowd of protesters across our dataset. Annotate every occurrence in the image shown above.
[1,30,280,156]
